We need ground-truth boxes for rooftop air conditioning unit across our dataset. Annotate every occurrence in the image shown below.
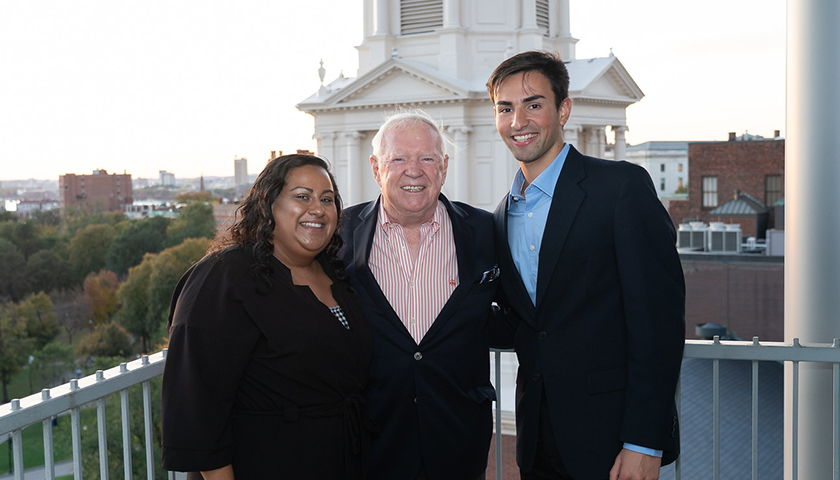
[708,223,741,252]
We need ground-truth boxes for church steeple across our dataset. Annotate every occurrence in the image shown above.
[199,173,205,193]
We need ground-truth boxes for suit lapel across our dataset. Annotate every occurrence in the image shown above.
[419,195,475,344]
[352,198,415,342]
[535,146,587,307]
[493,195,536,324]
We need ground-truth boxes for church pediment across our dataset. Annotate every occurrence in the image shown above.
[568,56,644,104]
[298,58,475,112]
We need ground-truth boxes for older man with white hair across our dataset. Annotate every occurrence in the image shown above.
[340,111,513,480]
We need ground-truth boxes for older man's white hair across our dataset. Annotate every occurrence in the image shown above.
[370,110,453,161]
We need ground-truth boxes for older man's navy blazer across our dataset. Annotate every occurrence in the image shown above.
[340,194,503,480]
[493,146,685,480]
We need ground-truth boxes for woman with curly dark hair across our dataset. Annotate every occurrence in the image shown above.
[161,154,374,480]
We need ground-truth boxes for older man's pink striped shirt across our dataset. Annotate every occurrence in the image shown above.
[368,200,459,344]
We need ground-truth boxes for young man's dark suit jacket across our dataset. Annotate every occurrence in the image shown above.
[340,194,506,480]
[493,146,685,480]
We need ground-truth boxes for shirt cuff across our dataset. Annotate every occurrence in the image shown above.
[623,443,663,458]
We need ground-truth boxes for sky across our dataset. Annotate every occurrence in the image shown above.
[0,0,786,181]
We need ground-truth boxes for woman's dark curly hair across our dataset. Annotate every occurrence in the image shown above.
[210,154,345,294]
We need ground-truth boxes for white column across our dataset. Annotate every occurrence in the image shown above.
[563,124,580,151]
[521,0,537,29]
[785,1,840,479]
[612,126,627,161]
[443,0,460,28]
[374,0,389,36]
[344,132,364,206]
[318,132,337,165]
[449,126,472,202]
[557,0,570,36]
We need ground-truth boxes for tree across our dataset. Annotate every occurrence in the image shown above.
[83,270,120,325]
[76,322,132,360]
[68,224,117,280]
[0,238,28,302]
[116,256,156,353]
[14,292,58,349]
[0,212,16,223]
[105,216,169,275]
[175,191,216,204]
[7,221,46,259]
[26,250,76,295]
[165,203,216,247]
[31,209,61,228]
[51,289,92,344]
[64,208,126,237]
[0,303,35,402]
[148,238,209,326]
[30,341,74,390]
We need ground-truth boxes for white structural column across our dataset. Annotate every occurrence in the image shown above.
[344,132,364,206]
[564,125,580,152]
[443,0,460,28]
[557,0,571,36]
[785,1,840,479]
[522,0,537,29]
[449,126,472,202]
[373,0,389,36]
[612,126,627,161]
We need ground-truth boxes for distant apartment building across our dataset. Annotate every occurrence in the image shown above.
[16,199,60,218]
[159,170,176,187]
[59,169,133,212]
[668,132,784,238]
[234,157,248,196]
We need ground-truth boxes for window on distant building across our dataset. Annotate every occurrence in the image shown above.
[702,176,718,207]
[401,0,443,35]
[660,178,666,191]
[765,175,783,206]
[678,163,683,172]
[660,164,665,172]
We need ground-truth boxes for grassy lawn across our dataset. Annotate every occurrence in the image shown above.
[0,408,95,472]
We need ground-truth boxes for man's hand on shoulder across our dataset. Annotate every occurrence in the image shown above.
[609,448,661,480]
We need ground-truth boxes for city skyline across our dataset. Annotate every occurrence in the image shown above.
[0,0,785,181]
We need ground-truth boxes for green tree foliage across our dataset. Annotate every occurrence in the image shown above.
[0,303,35,402]
[31,209,61,228]
[30,341,74,389]
[68,224,117,280]
[5,221,47,259]
[76,322,132,360]
[117,238,209,352]
[64,208,126,237]
[83,271,120,325]
[175,191,216,204]
[0,211,16,223]
[165,202,216,247]
[26,250,76,295]
[0,238,29,302]
[14,292,58,349]
[105,217,169,275]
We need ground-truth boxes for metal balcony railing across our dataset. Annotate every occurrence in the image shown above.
[0,339,838,480]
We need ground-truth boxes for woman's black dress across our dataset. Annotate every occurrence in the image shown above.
[161,246,374,479]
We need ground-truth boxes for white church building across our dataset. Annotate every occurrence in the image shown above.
[297,0,643,212]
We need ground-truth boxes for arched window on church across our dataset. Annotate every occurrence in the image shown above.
[400,0,443,35]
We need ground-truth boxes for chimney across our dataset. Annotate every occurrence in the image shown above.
[270,150,276,159]
[774,130,781,138]
[728,132,736,141]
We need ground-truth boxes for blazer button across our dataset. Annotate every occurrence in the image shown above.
[539,331,547,340]
[414,352,423,361]
[532,373,541,382]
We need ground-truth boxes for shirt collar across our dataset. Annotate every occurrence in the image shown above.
[377,197,443,231]
[508,143,571,207]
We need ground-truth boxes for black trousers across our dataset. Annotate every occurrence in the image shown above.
[416,461,485,480]
[519,390,575,480]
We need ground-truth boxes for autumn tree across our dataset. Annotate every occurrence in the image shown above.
[175,191,216,204]
[51,289,92,343]
[165,203,216,247]
[76,322,132,360]
[69,224,117,280]
[83,270,120,325]
[105,216,169,275]
[14,292,58,349]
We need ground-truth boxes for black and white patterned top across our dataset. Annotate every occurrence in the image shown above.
[329,305,350,330]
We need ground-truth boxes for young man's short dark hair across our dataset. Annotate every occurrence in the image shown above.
[486,50,570,108]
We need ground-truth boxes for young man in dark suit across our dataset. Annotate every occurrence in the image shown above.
[487,50,685,480]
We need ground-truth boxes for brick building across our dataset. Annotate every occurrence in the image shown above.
[668,134,784,238]
[59,169,133,212]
